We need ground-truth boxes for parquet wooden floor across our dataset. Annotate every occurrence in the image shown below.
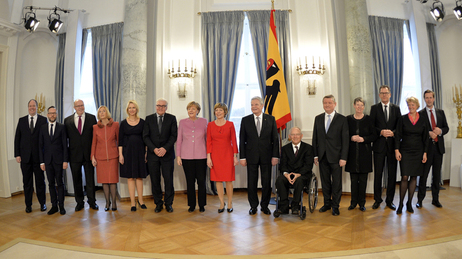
[0,185,461,255]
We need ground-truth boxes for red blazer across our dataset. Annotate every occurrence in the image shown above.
[91,119,119,161]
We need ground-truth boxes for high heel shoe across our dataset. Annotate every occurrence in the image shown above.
[406,202,414,213]
[227,203,233,213]
[131,206,136,212]
[218,203,226,213]
[396,204,403,214]
[104,202,111,212]
[112,203,117,211]
[137,200,147,209]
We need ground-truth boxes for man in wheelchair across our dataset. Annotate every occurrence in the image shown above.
[274,127,314,217]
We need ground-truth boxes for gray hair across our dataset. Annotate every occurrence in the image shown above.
[251,96,264,105]
[156,98,168,106]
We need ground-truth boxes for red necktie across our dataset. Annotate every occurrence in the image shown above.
[430,110,438,142]
[78,116,82,135]
[295,146,299,157]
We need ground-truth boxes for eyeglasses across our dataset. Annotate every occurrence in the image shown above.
[290,133,302,136]
[379,92,390,95]
[156,105,167,108]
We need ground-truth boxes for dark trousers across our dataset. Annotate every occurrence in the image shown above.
[418,143,443,202]
[46,162,65,208]
[350,173,368,207]
[276,174,309,212]
[247,163,272,209]
[70,161,96,205]
[20,162,46,207]
[182,159,207,208]
[373,149,397,204]
[319,158,342,208]
[148,158,174,206]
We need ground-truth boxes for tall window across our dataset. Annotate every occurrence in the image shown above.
[399,23,420,114]
[78,30,97,115]
[229,15,261,141]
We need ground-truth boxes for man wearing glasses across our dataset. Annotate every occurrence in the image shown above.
[370,85,402,210]
[143,98,178,213]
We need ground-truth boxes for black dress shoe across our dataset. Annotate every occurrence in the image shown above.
[199,206,205,212]
[218,203,226,213]
[25,206,32,213]
[332,208,340,216]
[104,202,111,212]
[227,207,233,213]
[249,207,257,215]
[188,207,195,213]
[40,204,47,211]
[166,205,173,213]
[406,202,414,213]
[273,209,282,217]
[137,201,147,209]
[75,203,84,211]
[155,203,163,213]
[359,206,366,212]
[131,206,136,212]
[432,201,443,208]
[416,202,422,209]
[89,203,99,210]
[372,201,381,210]
[59,207,66,215]
[319,205,331,213]
[386,203,396,210]
[348,205,356,210]
[261,207,271,215]
[396,205,403,214]
[47,206,59,215]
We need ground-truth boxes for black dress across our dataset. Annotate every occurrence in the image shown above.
[119,119,148,178]
[345,115,377,174]
[395,114,429,177]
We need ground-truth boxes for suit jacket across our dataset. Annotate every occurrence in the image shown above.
[239,113,279,164]
[280,141,314,176]
[370,102,401,153]
[418,107,449,154]
[39,122,68,165]
[143,113,178,161]
[312,112,349,164]
[14,114,48,163]
[64,112,97,163]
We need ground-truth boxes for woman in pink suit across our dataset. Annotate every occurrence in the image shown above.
[207,103,238,213]
[91,106,119,211]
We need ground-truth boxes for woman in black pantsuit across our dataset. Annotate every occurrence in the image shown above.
[395,97,429,214]
[345,97,377,211]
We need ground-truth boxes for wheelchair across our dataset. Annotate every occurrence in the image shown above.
[273,172,318,220]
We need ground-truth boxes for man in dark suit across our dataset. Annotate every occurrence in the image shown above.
[239,96,279,215]
[370,85,401,210]
[312,95,349,216]
[14,99,47,213]
[64,99,98,211]
[143,98,178,213]
[39,106,68,215]
[417,90,449,208]
[273,127,314,217]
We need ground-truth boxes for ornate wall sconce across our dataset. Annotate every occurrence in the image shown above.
[35,93,45,115]
[296,56,326,95]
[167,59,197,79]
[452,84,462,138]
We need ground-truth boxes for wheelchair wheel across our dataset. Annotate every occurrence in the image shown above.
[308,175,318,213]
[300,206,306,220]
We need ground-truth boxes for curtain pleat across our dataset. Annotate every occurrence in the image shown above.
[54,33,66,123]
[426,23,442,108]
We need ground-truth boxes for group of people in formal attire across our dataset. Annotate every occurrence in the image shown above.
[14,86,448,218]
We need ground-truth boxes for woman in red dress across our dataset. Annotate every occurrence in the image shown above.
[207,103,238,213]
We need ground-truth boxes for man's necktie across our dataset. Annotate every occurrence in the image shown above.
[256,117,261,137]
[295,145,299,158]
[430,110,438,142]
[30,117,34,133]
[50,124,54,140]
[78,116,82,135]
[326,114,331,133]
[158,115,163,134]
[384,105,388,122]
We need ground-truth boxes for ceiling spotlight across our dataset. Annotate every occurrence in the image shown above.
[48,9,63,33]
[430,1,445,22]
[24,10,40,32]
[419,0,428,3]
[454,0,462,20]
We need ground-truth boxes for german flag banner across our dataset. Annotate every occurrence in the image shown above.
[264,9,291,130]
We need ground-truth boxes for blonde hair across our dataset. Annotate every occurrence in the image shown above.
[406,96,420,109]
[187,101,201,113]
[214,102,228,116]
[126,100,140,119]
[97,105,112,121]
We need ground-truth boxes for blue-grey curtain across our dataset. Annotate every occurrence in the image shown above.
[427,23,442,108]
[201,11,244,195]
[81,29,89,72]
[247,10,292,139]
[54,33,66,123]
[201,11,245,123]
[91,22,124,122]
[369,16,407,105]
